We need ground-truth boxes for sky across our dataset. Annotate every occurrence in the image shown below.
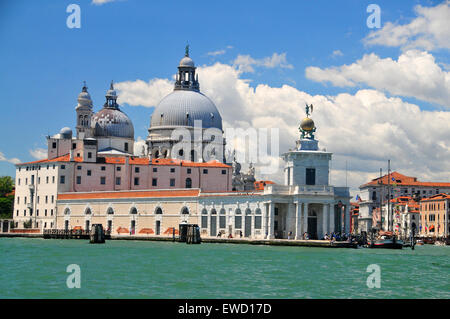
[0,0,449,198]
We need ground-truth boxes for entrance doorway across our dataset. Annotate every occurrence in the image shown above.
[245,215,252,237]
[64,220,69,231]
[210,215,217,236]
[308,211,318,239]
[130,220,136,235]
[156,220,161,235]
[85,220,90,232]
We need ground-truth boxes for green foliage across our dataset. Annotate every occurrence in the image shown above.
[0,176,14,197]
[0,195,14,218]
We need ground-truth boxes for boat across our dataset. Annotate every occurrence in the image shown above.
[416,240,424,246]
[434,241,446,246]
[369,231,403,249]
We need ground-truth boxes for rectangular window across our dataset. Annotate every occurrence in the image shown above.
[124,143,129,152]
[51,195,54,203]
[45,196,48,204]
[87,170,91,176]
[52,176,55,183]
[18,178,20,185]
[203,169,208,174]
[255,216,262,229]
[17,197,20,204]
[306,168,316,185]
[45,209,47,216]
[222,169,226,175]
[170,168,175,173]
[152,178,157,187]
[76,176,81,184]
[219,216,226,229]
[37,196,39,204]
[101,166,106,171]
[117,166,121,171]
[187,168,191,174]
[100,177,106,185]
[201,215,208,229]
[235,216,242,229]
[170,178,175,187]
[135,167,140,173]
[60,176,65,184]
[153,167,157,172]
[88,152,92,159]
[51,209,53,216]
[134,177,139,186]
[77,166,81,170]
[116,177,121,185]
[61,165,65,169]
[52,142,56,149]
[72,143,76,150]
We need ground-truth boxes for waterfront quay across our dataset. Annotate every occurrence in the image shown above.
[0,232,357,248]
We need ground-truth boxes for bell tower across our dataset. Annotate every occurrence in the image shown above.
[75,82,94,139]
[282,104,331,186]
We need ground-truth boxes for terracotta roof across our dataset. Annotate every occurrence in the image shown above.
[58,189,200,200]
[360,171,450,188]
[19,154,230,168]
[420,193,450,202]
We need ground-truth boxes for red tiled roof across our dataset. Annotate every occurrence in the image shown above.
[19,154,230,168]
[420,193,450,202]
[360,171,450,188]
[58,189,200,200]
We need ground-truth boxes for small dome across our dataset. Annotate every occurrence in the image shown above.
[150,90,222,130]
[179,56,195,67]
[92,108,134,139]
[300,117,315,132]
[60,127,72,139]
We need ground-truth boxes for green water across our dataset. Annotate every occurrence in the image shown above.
[0,238,448,299]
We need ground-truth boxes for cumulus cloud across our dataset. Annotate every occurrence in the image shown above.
[305,50,450,107]
[0,151,21,165]
[134,137,147,156]
[29,148,47,160]
[116,78,172,107]
[233,52,294,73]
[116,61,450,196]
[364,1,450,51]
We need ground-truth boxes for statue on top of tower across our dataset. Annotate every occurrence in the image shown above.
[299,103,316,140]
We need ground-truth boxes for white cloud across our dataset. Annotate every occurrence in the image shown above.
[364,1,450,51]
[92,0,119,5]
[29,148,47,160]
[134,137,147,156]
[233,52,294,73]
[116,61,450,196]
[331,50,343,57]
[116,78,173,107]
[305,50,450,107]
[0,151,21,165]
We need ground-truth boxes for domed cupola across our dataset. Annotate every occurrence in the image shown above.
[75,82,94,139]
[76,81,93,109]
[92,81,134,139]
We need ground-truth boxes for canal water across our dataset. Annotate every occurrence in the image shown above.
[0,238,448,299]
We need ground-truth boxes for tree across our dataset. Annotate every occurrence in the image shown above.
[0,176,14,197]
[0,195,14,218]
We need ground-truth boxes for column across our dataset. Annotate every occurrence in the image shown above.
[242,210,246,238]
[267,202,275,239]
[345,204,350,233]
[303,202,309,237]
[251,213,255,238]
[295,202,302,240]
[329,203,335,234]
[262,204,268,238]
[322,204,329,238]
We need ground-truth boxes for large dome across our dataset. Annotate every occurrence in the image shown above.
[92,108,134,139]
[150,90,223,130]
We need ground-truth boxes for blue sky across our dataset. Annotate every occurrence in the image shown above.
[0,0,448,194]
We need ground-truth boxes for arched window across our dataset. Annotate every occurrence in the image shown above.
[185,178,192,189]
[181,207,189,215]
[235,208,242,229]
[85,208,91,215]
[211,208,217,215]
[155,207,162,214]
[107,207,114,215]
[201,208,208,229]
[130,207,137,214]
[64,208,71,215]
[219,208,226,229]
[245,208,252,215]
[255,208,262,230]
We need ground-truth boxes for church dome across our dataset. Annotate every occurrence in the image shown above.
[76,83,93,108]
[300,117,315,132]
[92,82,134,139]
[149,90,222,130]
[179,56,195,67]
[92,108,134,139]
